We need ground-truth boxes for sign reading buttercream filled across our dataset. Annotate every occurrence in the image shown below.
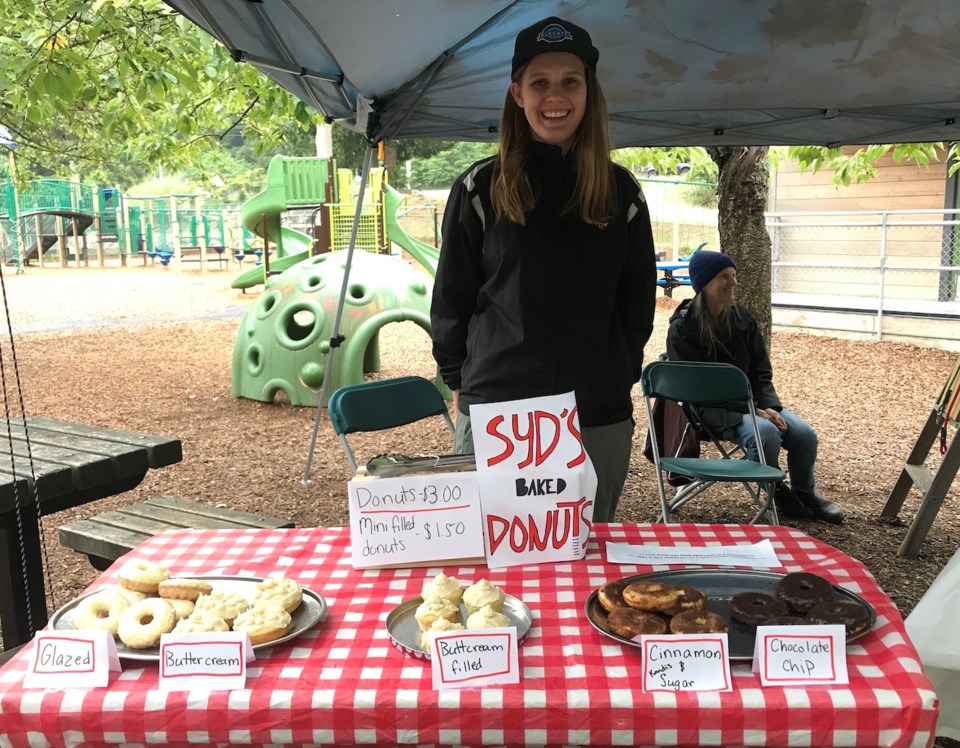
[470,392,596,568]
[430,628,519,689]
[348,472,485,568]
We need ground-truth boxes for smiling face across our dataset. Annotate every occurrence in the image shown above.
[510,52,587,153]
[702,266,739,311]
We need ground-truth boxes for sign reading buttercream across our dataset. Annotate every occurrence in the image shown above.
[348,472,485,568]
[640,634,732,692]
[430,628,519,689]
[23,630,120,689]
[753,625,848,685]
[470,392,596,569]
[159,632,254,691]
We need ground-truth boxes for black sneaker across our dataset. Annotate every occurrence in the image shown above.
[795,490,845,524]
[773,482,807,519]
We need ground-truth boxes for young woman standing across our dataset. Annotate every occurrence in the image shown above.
[431,17,658,522]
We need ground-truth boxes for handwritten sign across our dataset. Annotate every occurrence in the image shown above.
[430,628,520,689]
[606,540,781,568]
[753,625,848,685]
[640,635,732,692]
[349,471,485,568]
[23,630,120,690]
[159,632,254,692]
[471,392,597,568]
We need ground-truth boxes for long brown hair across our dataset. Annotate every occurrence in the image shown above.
[690,294,735,359]
[490,63,615,225]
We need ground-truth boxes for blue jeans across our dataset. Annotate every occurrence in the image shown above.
[728,407,818,493]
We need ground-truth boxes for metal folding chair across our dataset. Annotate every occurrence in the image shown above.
[328,375,455,472]
[641,360,785,524]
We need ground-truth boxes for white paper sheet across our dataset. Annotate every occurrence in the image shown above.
[605,540,780,567]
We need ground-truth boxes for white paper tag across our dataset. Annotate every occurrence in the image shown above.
[159,632,255,692]
[430,627,520,689]
[23,630,121,690]
[606,540,781,568]
[753,625,848,685]
[640,634,732,692]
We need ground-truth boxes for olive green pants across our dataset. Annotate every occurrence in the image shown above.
[454,413,634,523]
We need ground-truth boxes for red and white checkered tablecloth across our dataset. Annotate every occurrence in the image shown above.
[0,524,938,747]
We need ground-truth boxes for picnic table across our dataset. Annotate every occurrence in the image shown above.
[0,523,938,747]
[656,260,691,297]
[0,416,182,649]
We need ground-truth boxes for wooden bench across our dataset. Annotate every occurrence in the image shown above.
[59,496,294,571]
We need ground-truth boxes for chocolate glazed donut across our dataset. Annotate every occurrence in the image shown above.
[776,572,834,613]
[729,592,788,626]
[806,600,870,636]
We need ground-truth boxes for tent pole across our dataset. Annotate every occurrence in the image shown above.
[302,143,376,484]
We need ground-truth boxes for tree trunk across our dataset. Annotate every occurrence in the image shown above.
[706,146,773,342]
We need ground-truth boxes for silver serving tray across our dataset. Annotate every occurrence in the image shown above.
[50,575,326,662]
[585,569,876,661]
[386,592,533,661]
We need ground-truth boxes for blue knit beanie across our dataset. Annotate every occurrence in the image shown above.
[688,251,737,294]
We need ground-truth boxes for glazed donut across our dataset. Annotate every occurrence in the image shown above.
[730,592,788,626]
[669,610,729,634]
[777,572,834,613]
[805,600,870,636]
[607,607,668,639]
[232,604,292,645]
[158,578,213,601]
[117,559,170,594]
[597,581,629,612]
[623,582,683,612]
[117,598,176,649]
[193,590,249,627]
[663,586,707,617]
[251,577,303,614]
[109,585,148,605]
[172,610,230,634]
[72,591,130,637]
[167,598,195,620]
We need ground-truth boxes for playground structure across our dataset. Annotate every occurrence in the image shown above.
[0,176,255,272]
[231,155,446,407]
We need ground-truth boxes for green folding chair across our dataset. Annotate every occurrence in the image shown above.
[328,375,455,473]
[641,360,785,524]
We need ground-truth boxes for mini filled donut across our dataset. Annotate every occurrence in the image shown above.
[730,592,788,626]
[73,591,130,637]
[118,598,176,649]
[597,581,629,612]
[607,607,668,639]
[776,572,834,613]
[117,559,170,594]
[623,582,684,612]
[805,600,870,636]
[669,610,729,634]
[663,586,707,617]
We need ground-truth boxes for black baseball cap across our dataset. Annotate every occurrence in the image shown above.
[511,16,599,76]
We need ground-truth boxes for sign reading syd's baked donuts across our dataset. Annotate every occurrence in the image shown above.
[471,392,597,568]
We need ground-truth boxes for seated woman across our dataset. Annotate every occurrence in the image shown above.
[665,251,844,524]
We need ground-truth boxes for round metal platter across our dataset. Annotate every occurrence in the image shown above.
[386,593,534,661]
[50,575,326,662]
[585,568,876,661]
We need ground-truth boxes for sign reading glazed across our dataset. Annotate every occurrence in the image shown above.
[23,630,120,690]
[471,392,597,568]
[348,471,485,568]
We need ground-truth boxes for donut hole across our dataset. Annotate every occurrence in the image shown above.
[96,609,110,620]
[139,614,155,625]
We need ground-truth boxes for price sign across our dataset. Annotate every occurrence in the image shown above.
[349,471,485,568]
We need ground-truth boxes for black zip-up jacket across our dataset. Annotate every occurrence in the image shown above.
[431,142,657,427]
[666,298,781,433]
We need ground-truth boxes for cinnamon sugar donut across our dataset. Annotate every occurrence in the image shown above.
[597,581,629,612]
[117,598,176,648]
[607,607,668,638]
[669,610,729,634]
[663,586,707,617]
[623,582,683,612]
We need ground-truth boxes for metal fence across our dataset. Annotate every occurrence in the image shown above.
[768,209,960,333]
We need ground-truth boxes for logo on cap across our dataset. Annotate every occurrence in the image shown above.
[536,23,574,44]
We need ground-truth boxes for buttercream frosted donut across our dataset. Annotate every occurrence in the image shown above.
[172,610,230,634]
[73,591,130,637]
[777,572,833,613]
[462,579,505,615]
[251,577,303,614]
[232,604,292,645]
[193,590,249,627]
[117,559,170,594]
[421,573,463,606]
[118,598,176,648]
[414,593,459,632]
